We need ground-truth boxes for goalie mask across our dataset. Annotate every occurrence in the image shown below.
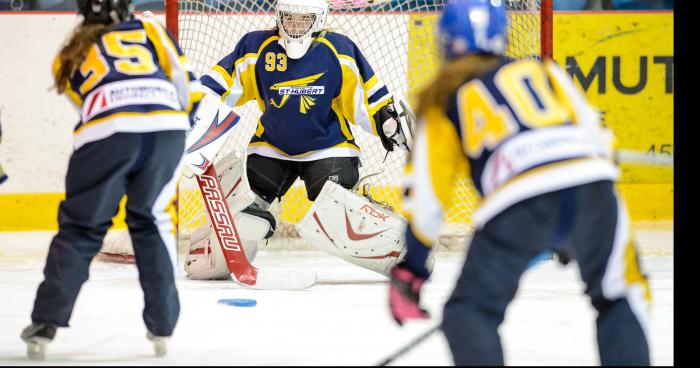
[275,0,329,59]
[78,0,134,25]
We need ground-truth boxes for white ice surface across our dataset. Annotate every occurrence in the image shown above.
[0,231,673,366]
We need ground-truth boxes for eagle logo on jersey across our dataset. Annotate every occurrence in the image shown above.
[269,72,325,114]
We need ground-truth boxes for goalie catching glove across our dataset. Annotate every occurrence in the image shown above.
[374,98,415,152]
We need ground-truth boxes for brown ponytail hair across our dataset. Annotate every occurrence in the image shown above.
[415,54,503,118]
[53,23,111,94]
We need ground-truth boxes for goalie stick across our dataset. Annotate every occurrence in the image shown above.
[196,164,317,290]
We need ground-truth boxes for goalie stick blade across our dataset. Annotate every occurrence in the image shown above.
[233,269,317,290]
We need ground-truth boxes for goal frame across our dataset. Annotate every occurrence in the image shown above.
[164,0,553,59]
[162,0,555,248]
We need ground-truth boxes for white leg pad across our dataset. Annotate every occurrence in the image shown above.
[185,205,274,280]
[297,180,410,277]
[184,225,230,280]
[185,151,276,280]
[184,222,265,280]
[215,150,257,214]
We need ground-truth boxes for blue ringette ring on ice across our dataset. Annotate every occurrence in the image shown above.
[218,298,257,307]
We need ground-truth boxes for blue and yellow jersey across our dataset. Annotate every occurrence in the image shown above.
[199,29,392,161]
[54,18,203,150]
[402,58,619,276]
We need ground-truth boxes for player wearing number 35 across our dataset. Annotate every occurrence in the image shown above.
[21,0,202,360]
[387,0,651,365]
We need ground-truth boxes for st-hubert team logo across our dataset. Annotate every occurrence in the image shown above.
[269,72,325,114]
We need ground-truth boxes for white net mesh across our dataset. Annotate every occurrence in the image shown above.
[174,0,544,248]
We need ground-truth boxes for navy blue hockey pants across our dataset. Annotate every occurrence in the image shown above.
[441,180,651,365]
[31,131,185,337]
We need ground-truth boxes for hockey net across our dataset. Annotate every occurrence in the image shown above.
[167,0,552,250]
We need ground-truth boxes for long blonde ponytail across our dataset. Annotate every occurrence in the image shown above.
[415,54,503,118]
[53,23,111,94]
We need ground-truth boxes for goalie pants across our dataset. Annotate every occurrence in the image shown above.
[246,154,360,202]
[31,131,185,337]
[441,180,651,366]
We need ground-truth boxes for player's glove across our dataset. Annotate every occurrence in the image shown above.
[374,101,413,153]
[388,261,430,325]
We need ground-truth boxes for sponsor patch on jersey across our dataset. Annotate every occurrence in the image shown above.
[82,78,181,122]
[269,72,326,114]
[481,126,609,194]
[278,86,325,95]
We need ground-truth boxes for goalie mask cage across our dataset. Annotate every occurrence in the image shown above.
[167,0,553,249]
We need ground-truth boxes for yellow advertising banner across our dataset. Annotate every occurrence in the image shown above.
[554,12,673,221]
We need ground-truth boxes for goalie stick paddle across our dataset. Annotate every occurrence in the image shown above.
[195,165,317,290]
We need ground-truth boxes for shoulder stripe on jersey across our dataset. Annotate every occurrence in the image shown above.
[142,19,173,80]
[317,36,379,136]
[214,35,279,107]
[316,37,358,69]
[142,18,191,110]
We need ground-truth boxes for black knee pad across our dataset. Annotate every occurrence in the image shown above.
[304,157,359,201]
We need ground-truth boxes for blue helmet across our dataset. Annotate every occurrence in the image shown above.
[438,0,508,59]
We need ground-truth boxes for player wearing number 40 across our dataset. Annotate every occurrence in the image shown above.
[388,0,651,366]
[21,0,203,360]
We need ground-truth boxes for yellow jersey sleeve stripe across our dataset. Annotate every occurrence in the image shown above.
[424,107,468,209]
[318,37,378,135]
[363,75,380,93]
[332,98,354,141]
[213,65,234,90]
[142,20,173,81]
[65,81,83,107]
